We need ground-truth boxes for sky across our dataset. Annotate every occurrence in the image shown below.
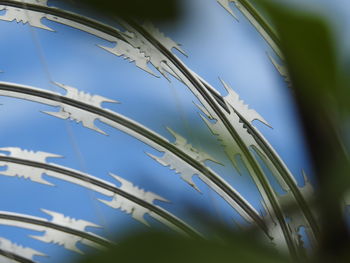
[0,0,348,262]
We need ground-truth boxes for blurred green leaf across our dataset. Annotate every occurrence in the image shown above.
[254,1,342,102]
[78,230,288,263]
[253,0,350,261]
[63,0,181,22]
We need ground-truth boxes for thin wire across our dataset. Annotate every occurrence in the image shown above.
[168,80,194,142]
[168,78,224,220]
[21,1,108,233]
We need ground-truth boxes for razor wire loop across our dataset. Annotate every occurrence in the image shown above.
[0,237,46,263]
[0,209,110,254]
[0,81,267,235]
[0,0,318,258]
[0,146,201,237]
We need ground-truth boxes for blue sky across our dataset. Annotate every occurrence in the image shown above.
[0,0,348,262]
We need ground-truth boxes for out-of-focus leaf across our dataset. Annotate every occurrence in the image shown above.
[252,0,350,198]
[62,0,180,21]
[78,230,288,263]
[253,0,350,260]
[252,1,343,100]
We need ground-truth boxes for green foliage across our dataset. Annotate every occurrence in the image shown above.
[255,1,350,261]
[78,230,288,263]
[62,0,180,21]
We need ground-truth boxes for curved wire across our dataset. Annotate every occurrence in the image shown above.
[0,148,201,238]
[0,237,45,263]
[0,210,110,253]
[0,81,268,235]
